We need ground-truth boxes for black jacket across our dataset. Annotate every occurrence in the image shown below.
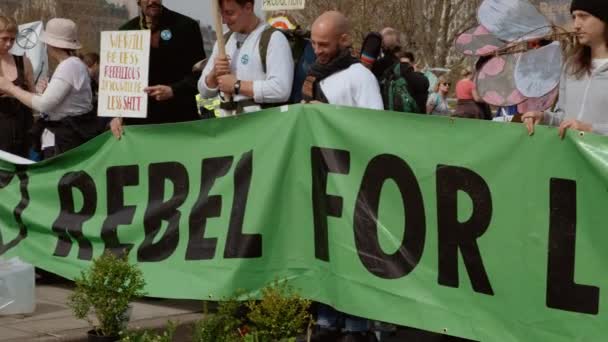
[402,65,430,114]
[384,62,428,114]
[120,7,206,125]
[372,53,399,80]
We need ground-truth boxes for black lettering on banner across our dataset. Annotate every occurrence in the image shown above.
[546,178,599,315]
[101,165,139,255]
[436,165,494,295]
[138,162,189,262]
[354,154,426,279]
[51,171,96,260]
[186,156,233,260]
[0,170,30,255]
[225,151,262,258]
[311,147,350,261]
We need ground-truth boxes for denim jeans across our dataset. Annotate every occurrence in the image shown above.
[316,303,371,332]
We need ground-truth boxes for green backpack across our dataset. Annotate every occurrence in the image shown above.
[380,63,420,113]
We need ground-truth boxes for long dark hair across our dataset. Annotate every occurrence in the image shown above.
[566,25,608,79]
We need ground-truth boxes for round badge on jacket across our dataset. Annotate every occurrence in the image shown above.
[161,29,172,41]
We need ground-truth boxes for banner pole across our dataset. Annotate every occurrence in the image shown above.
[212,0,231,103]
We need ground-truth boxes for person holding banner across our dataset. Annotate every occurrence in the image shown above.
[0,18,102,159]
[523,0,608,138]
[303,11,381,342]
[302,11,383,111]
[0,16,35,158]
[110,0,206,138]
[198,0,294,116]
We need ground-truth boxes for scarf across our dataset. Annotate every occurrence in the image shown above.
[302,49,360,103]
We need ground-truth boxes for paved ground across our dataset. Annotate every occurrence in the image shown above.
[0,283,476,342]
[0,283,203,341]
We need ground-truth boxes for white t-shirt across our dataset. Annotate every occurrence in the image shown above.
[199,22,294,116]
[319,63,384,110]
[32,56,93,120]
[592,58,608,72]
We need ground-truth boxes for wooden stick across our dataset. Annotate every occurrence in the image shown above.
[212,0,231,102]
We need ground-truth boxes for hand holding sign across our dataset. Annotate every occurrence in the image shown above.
[145,85,174,101]
[110,117,124,140]
[214,56,231,77]
[205,56,231,89]
[217,74,238,95]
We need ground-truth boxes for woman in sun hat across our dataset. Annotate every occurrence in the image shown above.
[0,18,102,159]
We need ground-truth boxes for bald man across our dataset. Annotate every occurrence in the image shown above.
[302,11,383,110]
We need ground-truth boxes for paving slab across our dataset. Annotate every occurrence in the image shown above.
[0,283,203,342]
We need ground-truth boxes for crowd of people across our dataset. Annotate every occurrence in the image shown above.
[0,0,607,340]
[1,0,606,161]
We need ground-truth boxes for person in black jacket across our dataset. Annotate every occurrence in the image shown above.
[371,27,400,79]
[396,50,429,113]
[110,0,206,138]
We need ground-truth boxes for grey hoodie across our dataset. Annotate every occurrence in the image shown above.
[544,60,608,135]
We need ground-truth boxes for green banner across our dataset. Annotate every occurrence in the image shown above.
[1,104,607,341]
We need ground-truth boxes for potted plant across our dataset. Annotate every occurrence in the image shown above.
[68,251,146,342]
[193,295,246,342]
[193,282,311,342]
[245,281,312,342]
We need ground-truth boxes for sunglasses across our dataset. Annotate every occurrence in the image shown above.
[441,82,451,86]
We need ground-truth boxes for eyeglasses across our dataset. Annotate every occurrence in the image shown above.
[440,83,451,86]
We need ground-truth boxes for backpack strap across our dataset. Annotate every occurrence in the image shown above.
[259,26,277,74]
[224,27,275,74]
[223,31,234,45]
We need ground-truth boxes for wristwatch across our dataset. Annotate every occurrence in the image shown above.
[234,80,241,95]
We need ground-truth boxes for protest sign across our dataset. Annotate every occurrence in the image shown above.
[262,0,306,11]
[10,21,48,85]
[97,30,151,118]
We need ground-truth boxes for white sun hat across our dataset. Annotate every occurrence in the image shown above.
[41,18,82,50]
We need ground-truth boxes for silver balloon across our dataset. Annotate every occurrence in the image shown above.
[514,42,563,98]
[479,0,552,41]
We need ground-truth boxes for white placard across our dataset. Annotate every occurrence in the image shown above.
[10,21,48,85]
[262,0,305,11]
[98,30,150,118]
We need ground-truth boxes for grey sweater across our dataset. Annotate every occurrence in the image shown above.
[545,60,608,135]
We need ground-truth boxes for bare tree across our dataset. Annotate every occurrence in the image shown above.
[291,0,482,70]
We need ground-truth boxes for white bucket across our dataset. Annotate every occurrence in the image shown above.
[0,257,36,315]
